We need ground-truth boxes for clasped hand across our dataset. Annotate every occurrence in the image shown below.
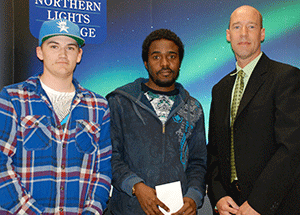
[216,197,260,215]
[134,182,197,215]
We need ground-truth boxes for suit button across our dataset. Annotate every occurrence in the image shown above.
[270,202,278,211]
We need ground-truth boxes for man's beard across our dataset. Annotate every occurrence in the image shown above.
[148,67,180,88]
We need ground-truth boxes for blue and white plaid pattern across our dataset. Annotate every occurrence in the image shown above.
[0,73,112,214]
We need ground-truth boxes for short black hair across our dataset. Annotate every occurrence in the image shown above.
[142,29,184,64]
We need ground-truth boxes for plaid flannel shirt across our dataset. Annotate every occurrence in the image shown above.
[0,74,112,215]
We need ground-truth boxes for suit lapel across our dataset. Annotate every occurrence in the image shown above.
[236,54,269,119]
[215,73,236,163]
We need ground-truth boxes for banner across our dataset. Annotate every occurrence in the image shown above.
[29,0,107,44]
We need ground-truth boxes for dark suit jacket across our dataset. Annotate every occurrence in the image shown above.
[207,53,300,215]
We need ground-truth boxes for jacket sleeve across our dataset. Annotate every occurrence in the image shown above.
[247,67,300,214]
[108,95,144,197]
[0,89,45,214]
[206,86,229,208]
[83,103,112,214]
[184,99,207,208]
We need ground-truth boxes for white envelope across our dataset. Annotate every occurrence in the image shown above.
[155,181,184,215]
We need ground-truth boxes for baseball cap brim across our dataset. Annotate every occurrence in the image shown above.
[41,34,85,47]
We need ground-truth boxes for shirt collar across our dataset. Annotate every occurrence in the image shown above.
[231,52,263,77]
[25,72,90,98]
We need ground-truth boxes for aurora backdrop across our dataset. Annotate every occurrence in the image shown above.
[26,0,300,136]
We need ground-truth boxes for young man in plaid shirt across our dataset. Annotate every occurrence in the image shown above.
[0,19,112,214]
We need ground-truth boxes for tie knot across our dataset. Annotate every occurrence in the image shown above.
[237,70,245,78]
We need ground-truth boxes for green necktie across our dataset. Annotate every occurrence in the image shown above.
[230,70,245,183]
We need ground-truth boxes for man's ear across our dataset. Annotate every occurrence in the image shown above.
[144,61,148,70]
[36,46,44,61]
[76,48,83,63]
[226,29,231,42]
[260,28,265,42]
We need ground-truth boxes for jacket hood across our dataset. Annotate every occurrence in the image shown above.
[106,78,189,102]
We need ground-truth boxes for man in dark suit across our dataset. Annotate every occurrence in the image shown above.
[207,5,300,215]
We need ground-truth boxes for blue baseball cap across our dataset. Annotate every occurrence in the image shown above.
[39,19,85,47]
